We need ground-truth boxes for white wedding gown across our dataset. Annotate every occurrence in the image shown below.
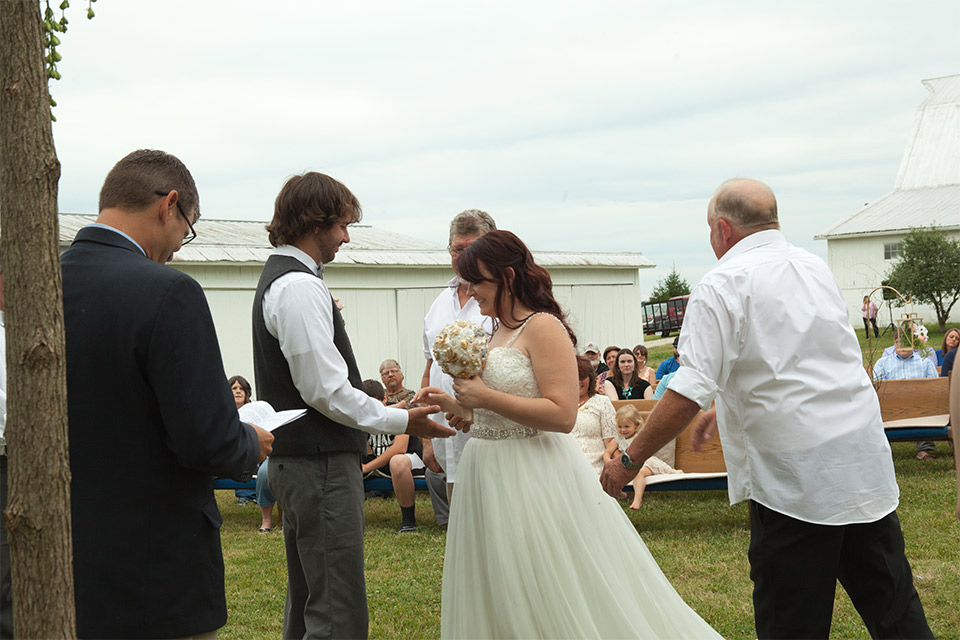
[440,339,722,639]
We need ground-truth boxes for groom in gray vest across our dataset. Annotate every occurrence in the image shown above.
[252,172,454,639]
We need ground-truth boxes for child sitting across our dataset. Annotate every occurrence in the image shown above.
[603,404,680,509]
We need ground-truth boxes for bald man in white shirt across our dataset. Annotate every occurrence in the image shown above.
[602,178,932,639]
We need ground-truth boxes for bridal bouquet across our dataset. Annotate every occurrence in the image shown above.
[432,320,489,420]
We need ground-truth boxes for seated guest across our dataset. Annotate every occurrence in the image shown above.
[655,336,680,380]
[254,459,280,533]
[583,342,604,373]
[603,349,653,401]
[571,356,616,474]
[632,344,658,389]
[597,345,620,393]
[653,370,676,399]
[873,338,939,460]
[943,347,957,379]
[936,328,960,367]
[603,405,681,509]
[360,380,426,533]
[229,375,257,506]
[380,359,416,406]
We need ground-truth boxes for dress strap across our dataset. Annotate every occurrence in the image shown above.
[503,312,556,348]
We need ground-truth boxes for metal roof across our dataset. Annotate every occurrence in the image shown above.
[817,75,960,240]
[58,214,655,268]
[815,185,960,239]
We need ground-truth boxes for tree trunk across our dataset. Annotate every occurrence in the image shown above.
[0,1,77,638]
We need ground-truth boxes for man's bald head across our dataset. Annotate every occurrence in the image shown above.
[708,178,780,232]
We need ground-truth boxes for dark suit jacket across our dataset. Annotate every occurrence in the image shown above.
[61,226,258,639]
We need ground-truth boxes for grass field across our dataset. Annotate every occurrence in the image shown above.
[216,440,960,639]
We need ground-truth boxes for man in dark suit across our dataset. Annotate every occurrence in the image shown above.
[61,149,273,639]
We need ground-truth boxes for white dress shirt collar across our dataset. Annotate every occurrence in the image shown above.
[273,245,321,276]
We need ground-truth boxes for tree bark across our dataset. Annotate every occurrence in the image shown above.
[0,1,77,638]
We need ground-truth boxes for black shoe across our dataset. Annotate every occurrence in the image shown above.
[397,524,417,534]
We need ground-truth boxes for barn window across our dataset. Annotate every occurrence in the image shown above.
[883,242,901,260]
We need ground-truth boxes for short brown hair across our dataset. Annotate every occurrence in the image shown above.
[99,149,199,220]
[266,172,361,247]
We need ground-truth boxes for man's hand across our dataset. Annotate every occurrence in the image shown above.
[421,438,444,474]
[405,405,456,439]
[600,457,638,499]
[446,412,473,433]
[251,424,274,464]
[690,407,718,452]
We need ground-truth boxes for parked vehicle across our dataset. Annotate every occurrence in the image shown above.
[642,295,690,337]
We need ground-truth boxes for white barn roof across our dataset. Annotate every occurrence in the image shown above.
[816,74,960,240]
[58,214,655,269]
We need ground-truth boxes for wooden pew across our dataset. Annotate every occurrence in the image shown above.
[875,377,951,443]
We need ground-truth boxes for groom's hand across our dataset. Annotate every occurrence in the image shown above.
[405,405,457,439]
[600,458,636,499]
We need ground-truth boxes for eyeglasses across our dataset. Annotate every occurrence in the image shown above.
[156,191,197,245]
[448,244,471,255]
[380,368,401,377]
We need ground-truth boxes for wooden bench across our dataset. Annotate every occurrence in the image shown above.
[875,377,952,443]
[612,399,727,491]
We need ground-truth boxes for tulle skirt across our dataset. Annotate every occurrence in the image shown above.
[440,431,722,639]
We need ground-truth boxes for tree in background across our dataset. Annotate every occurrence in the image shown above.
[885,227,960,330]
[649,267,691,303]
[0,0,94,636]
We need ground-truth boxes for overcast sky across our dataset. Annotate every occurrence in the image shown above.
[50,1,959,297]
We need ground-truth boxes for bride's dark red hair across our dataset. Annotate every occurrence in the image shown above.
[456,230,577,346]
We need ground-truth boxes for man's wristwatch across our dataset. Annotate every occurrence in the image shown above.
[621,451,645,471]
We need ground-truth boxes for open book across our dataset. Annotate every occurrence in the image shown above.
[238,400,307,433]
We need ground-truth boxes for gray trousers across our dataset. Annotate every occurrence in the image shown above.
[424,468,449,526]
[270,453,367,640]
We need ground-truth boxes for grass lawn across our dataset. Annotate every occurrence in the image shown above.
[216,441,959,639]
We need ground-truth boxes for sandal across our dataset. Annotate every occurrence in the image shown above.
[916,451,936,461]
[258,526,272,533]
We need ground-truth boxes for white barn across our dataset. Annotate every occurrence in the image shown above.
[59,215,654,386]
[815,74,960,328]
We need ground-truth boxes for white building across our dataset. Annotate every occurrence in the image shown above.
[815,74,960,328]
[59,215,654,386]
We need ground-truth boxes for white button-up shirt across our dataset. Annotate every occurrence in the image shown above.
[423,277,494,482]
[669,230,899,525]
[262,246,407,436]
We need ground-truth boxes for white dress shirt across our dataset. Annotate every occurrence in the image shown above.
[873,351,939,381]
[262,245,407,436]
[669,230,899,525]
[423,277,494,482]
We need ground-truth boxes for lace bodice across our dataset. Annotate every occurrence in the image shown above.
[470,313,557,440]
[472,347,542,440]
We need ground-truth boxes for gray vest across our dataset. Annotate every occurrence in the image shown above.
[252,254,366,455]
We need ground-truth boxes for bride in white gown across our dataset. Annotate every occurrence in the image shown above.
[417,231,722,639]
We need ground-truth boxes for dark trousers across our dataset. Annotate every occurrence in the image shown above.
[0,455,11,640]
[748,501,931,639]
[863,317,879,338]
[270,453,367,640]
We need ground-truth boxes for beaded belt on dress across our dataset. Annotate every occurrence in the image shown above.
[471,424,540,440]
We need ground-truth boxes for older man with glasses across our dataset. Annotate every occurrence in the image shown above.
[379,359,416,407]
